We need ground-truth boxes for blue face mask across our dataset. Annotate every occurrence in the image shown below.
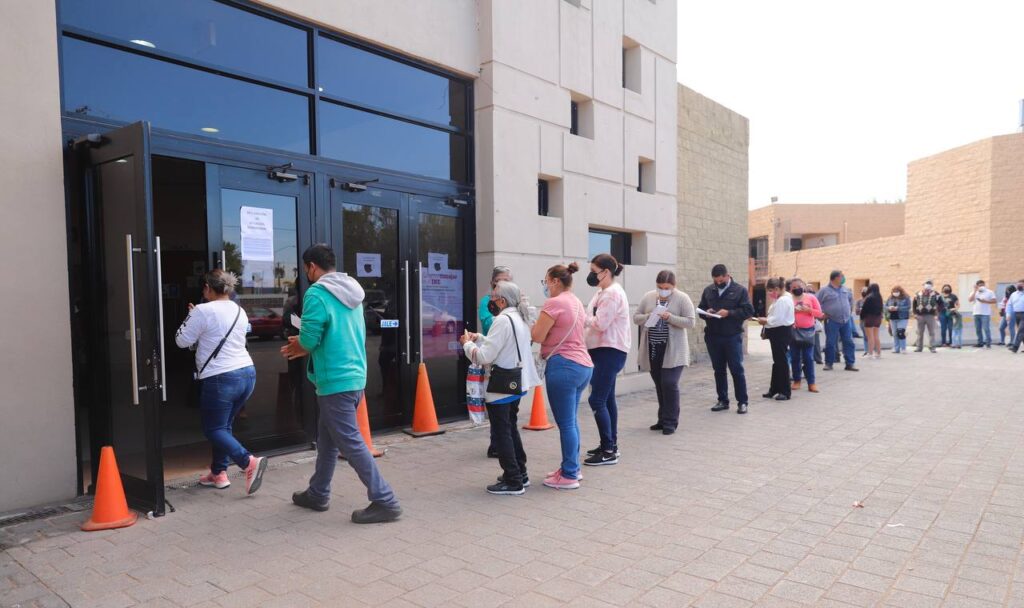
[542,283,550,298]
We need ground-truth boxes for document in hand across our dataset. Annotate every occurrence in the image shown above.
[644,304,668,327]
[290,313,302,329]
[696,307,722,319]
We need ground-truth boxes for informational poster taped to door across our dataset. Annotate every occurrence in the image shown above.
[356,252,382,277]
[240,206,274,262]
[427,252,448,274]
[420,265,462,358]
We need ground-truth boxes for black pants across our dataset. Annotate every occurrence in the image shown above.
[487,399,527,486]
[650,342,684,431]
[766,326,792,397]
[1013,313,1024,352]
[706,333,748,404]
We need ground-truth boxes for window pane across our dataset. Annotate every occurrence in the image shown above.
[319,102,467,182]
[62,37,310,153]
[589,231,612,260]
[318,36,466,130]
[59,0,308,86]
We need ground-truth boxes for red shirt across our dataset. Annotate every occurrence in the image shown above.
[793,293,823,329]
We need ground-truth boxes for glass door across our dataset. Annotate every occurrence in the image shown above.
[79,121,166,515]
[206,164,315,449]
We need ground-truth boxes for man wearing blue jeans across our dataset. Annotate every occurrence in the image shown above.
[818,270,859,371]
[968,280,996,348]
[698,264,754,414]
[282,244,401,524]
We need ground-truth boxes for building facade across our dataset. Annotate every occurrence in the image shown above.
[748,134,1024,312]
[0,0,689,514]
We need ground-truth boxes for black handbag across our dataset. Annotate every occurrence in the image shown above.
[792,326,815,346]
[486,316,524,395]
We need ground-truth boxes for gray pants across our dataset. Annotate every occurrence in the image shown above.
[308,390,399,508]
[915,314,939,351]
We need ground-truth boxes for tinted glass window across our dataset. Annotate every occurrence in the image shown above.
[319,102,467,182]
[62,37,310,153]
[318,36,466,129]
[589,230,631,264]
[59,0,308,86]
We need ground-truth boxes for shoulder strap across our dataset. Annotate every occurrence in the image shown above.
[197,304,242,376]
[545,299,580,360]
[505,314,523,367]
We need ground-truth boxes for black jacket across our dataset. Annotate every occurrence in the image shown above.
[698,281,755,337]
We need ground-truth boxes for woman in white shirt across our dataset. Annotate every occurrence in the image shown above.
[756,277,795,401]
[460,281,541,495]
[174,270,267,495]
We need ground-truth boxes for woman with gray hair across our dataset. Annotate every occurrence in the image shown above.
[460,281,541,495]
[479,265,513,336]
[175,269,267,495]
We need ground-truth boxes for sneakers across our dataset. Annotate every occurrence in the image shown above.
[711,401,729,411]
[546,469,582,481]
[583,450,619,466]
[844,365,859,372]
[244,456,268,495]
[292,489,330,512]
[497,475,530,487]
[198,471,230,489]
[737,403,748,414]
[649,423,664,431]
[543,470,580,490]
[586,446,620,457]
[487,481,525,495]
[351,501,402,524]
[823,365,833,371]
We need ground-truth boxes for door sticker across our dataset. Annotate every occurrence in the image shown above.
[427,252,448,274]
[380,319,400,329]
[356,252,382,277]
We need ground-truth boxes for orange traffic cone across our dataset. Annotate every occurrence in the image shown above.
[81,446,137,532]
[403,363,445,437]
[522,385,555,431]
[357,395,385,457]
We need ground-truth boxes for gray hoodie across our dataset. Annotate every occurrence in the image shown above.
[316,272,364,310]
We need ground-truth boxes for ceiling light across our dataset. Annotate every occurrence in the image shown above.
[201,127,220,133]
[130,39,156,48]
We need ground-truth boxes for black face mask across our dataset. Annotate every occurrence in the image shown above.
[792,287,804,296]
[586,271,601,287]
[487,300,502,316]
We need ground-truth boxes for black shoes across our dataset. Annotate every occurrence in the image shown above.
[844,365,859,371]
[586,446,621,457]
[762,392,775,399]
[351,501,402,524]
[737,403,748,414]
[487,481,525,495]
[774,395,790,401]
[823,365,833,371]
[583,450,619,466]
[662,428,675,435]
[711,401,729,412]
[650,423,664,431]
[487,447,498,458]
[292,489,329,512]
[496,475,530,488]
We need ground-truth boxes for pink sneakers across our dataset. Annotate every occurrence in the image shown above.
[244,456,268,495]
[199,471,230,489]
[543,469,580,490]
[546,469,582,481]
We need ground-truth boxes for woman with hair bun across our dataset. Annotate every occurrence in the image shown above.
[582,253,631,467]
[175,269,267,495]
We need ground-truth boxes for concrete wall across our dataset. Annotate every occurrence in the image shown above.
[766,134,1024,302]
[0,1,78,512]
[677,85,750,360]
[748,203,906,255]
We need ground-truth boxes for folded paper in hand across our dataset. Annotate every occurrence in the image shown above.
[644,304,668,328]
[290,314,302,330]
[697,307,722,319]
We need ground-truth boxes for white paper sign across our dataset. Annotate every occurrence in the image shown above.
[427,252,448,274]
[240,206,274,262]
[356,252,382,277]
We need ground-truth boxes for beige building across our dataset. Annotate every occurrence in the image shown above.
[748,133,1024,310]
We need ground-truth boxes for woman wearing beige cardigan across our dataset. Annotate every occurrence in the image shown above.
[633,270,696,435]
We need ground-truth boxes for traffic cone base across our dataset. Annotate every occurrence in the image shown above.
[81,446,137,532]
[523,385,555,431]
[404,363,446,437]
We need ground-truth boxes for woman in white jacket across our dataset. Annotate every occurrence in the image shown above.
[460,281,541,495]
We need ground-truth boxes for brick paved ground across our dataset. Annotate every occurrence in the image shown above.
[4,333,1024,607]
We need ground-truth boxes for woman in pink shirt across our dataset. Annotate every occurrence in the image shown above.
[582,253,631,466]
[789,278,823,393]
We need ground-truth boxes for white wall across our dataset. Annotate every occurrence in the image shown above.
[0,0,77,512]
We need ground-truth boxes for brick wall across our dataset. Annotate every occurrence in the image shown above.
[677,84,749,360]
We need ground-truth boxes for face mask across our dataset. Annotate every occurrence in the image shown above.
[714,279,728,288]
[542,283,550,298]
[792,287,804,296]
[892,293,899,298]
[487,299,501,316]
[840,276,846,285]
[924,284,933,291]
[586,271,601,287]
[658,288,672,298]
[943,290,951,295]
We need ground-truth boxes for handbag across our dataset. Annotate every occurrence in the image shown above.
[535,300,580,377]
[486,316,523,395]
[760,326,768,340]
[792,326,815,346]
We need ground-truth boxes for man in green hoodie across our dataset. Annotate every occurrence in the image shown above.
[282,244,402,524]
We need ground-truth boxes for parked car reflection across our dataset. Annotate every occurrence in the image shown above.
[246,306,283,340]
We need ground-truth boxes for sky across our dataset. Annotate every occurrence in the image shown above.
[676,0,1024,209]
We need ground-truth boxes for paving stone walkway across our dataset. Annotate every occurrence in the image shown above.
[4,337,1024,607]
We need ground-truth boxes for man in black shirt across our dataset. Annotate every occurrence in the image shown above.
[698,264,755,414]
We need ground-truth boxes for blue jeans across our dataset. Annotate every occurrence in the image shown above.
[588,348,627,452]
[309,390,399,507]
[952,327,963,347]
[824,319,856,366]
[199,366,256,474]
[545,355,593,480]
[890,319,909,352]
[939,313,953,345]
[789,342,815,385]
[999,314,1017,344]
[974,315,991,346]
[705,333,748,404]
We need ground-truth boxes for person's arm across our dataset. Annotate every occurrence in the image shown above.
[531,310,556,344]
[590,290,624,332]
[464,315,509,366]
[297,294,327,353]
[174,307,203,348]
[727,287,755,321]
[667,293,697,329]
[968,289,977,303]
[478,295,494,335]
[981,291,997,305]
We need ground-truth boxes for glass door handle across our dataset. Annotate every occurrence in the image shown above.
[155,236,167,402]
[414,264,422,363]
[221,250,226,270]
[403,261,411,365]
[125,234,140,406]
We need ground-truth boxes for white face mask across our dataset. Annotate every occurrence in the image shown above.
[657,289,672,298]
